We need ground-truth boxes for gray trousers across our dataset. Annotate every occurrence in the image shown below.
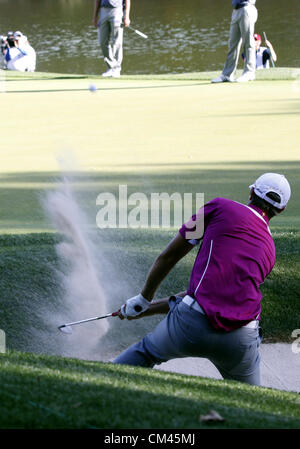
[114,297,262,386]
[222,4,258,78]
[97,7,124,70]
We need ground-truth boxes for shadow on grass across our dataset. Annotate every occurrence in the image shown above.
[2,75,89,82]
[4,82,209,94]
[0,160,299,230]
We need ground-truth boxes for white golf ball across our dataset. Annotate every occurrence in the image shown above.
[89,83,97,93]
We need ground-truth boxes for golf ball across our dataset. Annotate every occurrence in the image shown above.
[89,83,97,93]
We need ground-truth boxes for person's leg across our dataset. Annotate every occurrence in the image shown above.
[98,8,112,70]
[237,5,258,79]
[113,298,213,367]
[222,10,242,79]
[113,305,188,367]
[108,7,124,74]
[210,327,262,386]
[113,338,163,367]
[217,360,261,386]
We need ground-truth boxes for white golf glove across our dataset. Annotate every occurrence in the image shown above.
[121,293,151,318]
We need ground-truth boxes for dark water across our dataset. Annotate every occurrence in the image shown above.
[0,0,299,75]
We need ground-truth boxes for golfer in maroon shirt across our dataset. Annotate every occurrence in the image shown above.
[114,173,291,386]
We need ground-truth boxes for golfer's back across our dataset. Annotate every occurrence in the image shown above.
[180,197,276,331]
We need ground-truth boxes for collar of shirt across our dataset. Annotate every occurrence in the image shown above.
[247,204,270,225]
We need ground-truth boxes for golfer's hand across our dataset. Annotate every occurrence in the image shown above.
[120,293,151,318]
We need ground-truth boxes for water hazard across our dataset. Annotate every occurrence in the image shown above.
[0,0,299,75]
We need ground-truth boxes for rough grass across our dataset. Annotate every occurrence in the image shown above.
[0,351,300,429]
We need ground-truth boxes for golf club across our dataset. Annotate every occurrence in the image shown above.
[58,311,119,334]
[58,305,143,334]
[263,31,275,67]
[128,26,148,39]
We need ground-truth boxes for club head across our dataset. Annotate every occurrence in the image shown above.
[58,325,73,334]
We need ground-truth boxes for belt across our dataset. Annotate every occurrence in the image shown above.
[244,320,259,329]
[182,295,259,329]
[182,295,205,314]
[234,4,245,9]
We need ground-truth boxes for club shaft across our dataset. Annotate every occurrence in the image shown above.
[62,313,113,327]
[129,26,148,39]
[263,31,275,67]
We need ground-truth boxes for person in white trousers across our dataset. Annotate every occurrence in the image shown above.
[212,0,258,83]
[93,0,131,78]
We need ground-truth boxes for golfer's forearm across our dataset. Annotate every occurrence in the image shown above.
[133,298,170,318]
[141,233,193,301]
[141,255,179,300]
[93,0,100,19]
[124,0,131,17]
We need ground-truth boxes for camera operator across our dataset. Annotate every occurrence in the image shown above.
[1,32,15,54]
[0,35,7,68]
[1,31,16,68]
[5,31,36,72]
[1,35,7,55]
[6,31,15,49]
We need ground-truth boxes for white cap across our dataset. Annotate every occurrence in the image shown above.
[14,31,23,40]
[249,173,291,209]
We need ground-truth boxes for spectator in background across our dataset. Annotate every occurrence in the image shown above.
[5,31,36,72]
[1,31,15,67]
[6,31,15,49]
[242,34,277,69]
[253,33,277,69]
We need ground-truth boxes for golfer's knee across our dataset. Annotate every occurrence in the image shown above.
[113,340,156,368]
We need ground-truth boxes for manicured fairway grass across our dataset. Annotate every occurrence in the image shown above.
[1,68,300,233]
[0,69,299,429]
[1,68,300,174]
[0,351,300,429]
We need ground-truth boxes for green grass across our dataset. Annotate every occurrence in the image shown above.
[2,67,300,81]
[0,351,300,429]
[0,69,299,429]
[1,68,300,175]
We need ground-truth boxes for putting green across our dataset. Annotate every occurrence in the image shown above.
[0,70,299,232]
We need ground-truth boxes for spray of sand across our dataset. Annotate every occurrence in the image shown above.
[43,174,110,360]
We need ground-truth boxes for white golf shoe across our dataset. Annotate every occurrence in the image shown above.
[211,74,234,83]
[102,69,114,77]
[236,72,255,83]
[111,68,121,78]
